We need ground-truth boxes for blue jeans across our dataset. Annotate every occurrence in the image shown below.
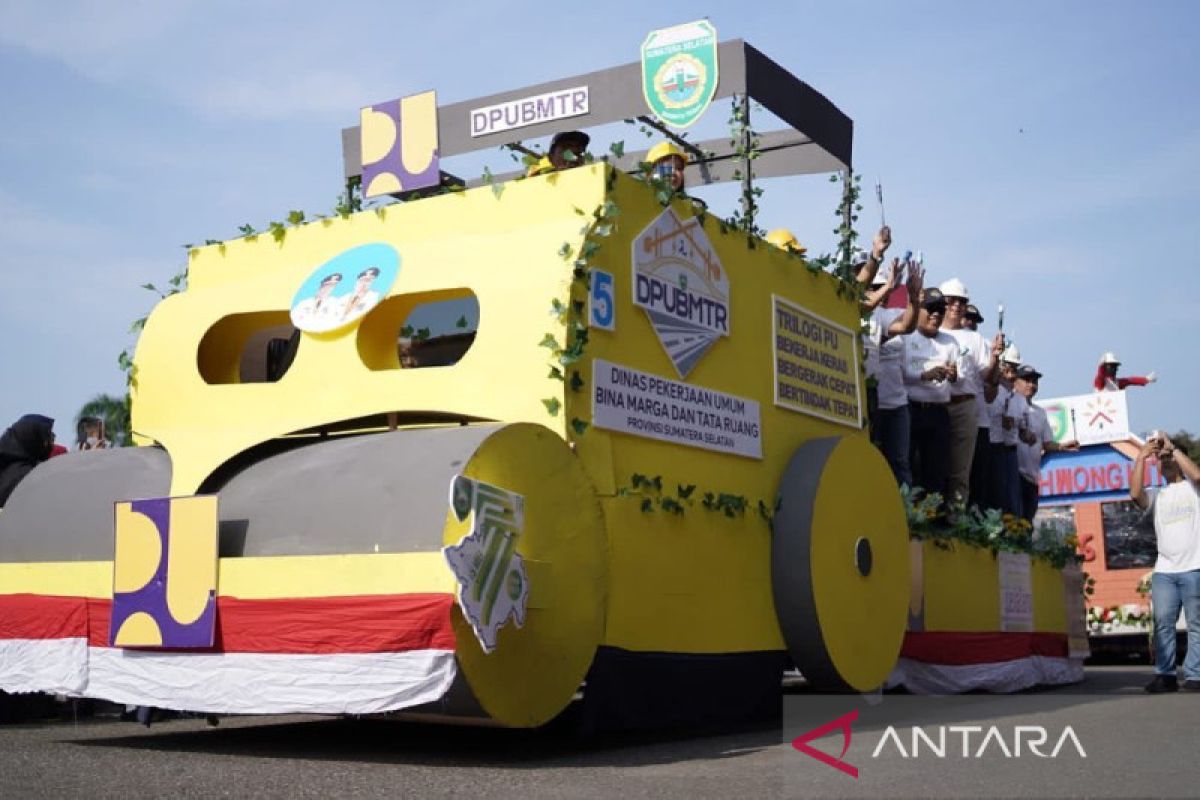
[1151,569,1200,679]
[875,405,912,488]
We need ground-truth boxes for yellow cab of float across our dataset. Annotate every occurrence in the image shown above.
[0,29,1082,730]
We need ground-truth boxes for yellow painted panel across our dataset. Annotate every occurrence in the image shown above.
[0,561,113,598]
[113,502,162,593]
[599,491,780,654]
[113,611,162,647]
[0,552,454,601]
[400,90,437,176]
[165,496,218,625]
[1031,559,1068,633]
[922,540,1001,631]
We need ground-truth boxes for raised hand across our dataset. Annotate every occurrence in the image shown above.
[872,226,892,260]
[907,262,925,299]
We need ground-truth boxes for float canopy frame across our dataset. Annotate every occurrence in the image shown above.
[340,39,852,190]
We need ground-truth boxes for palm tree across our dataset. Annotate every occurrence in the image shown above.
[74,393,131,447]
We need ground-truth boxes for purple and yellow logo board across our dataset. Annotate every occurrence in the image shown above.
[361,90,440,199]
[110,496,218,649]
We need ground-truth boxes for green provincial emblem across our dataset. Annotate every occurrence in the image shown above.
[640,20,719,129]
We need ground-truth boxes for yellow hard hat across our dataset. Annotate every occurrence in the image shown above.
[766,228,806,255]
[525,156,553,177]
[646,141,687,164]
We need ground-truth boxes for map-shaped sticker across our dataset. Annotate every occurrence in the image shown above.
[443,476,529,654]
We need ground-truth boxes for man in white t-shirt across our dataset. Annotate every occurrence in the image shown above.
[983,345,1026,515]
[939,278,1004,508]
[864,260,923,486]
[1131,434,1200,693]
[1013,365,1079,521]
[901,288,959,501]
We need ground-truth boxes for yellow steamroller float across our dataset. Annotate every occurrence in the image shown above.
[0,32,1079,731]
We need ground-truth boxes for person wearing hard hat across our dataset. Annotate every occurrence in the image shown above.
[765,229,807,257]
[647,141,688,193]
[547,130,590,170]
[982,343,1027,515]
[938,277,1004,509]
[864,260,924,487]
[1013,364,1079,522]
[901,287,959,501]
[1093,351,1157,392]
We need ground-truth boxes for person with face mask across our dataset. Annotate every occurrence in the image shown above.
[0,414,56,508]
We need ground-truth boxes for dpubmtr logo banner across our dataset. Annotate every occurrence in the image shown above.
[631,207,730,379]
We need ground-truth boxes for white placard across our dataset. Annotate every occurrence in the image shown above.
[1037,391,1130,446]
[998,551,1034,632]
[469,86,589,137]
[591,358,762,459]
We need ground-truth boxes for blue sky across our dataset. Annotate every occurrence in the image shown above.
[1,1,1197,442]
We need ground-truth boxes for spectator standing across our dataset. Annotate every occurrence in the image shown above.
[902,288,958,499]
[0,414,55,508]
[1130,434,1200,693]
[939,279,1002,507]
[1014,365,1079,521]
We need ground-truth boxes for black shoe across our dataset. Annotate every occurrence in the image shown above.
[1181,680,1200,693]
[1145,675,1178,693]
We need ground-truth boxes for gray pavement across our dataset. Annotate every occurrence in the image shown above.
[0,666,1195,799]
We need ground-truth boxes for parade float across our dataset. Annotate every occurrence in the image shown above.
[0,26,1086,729]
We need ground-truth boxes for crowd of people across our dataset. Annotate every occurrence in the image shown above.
[814,225,1084,522]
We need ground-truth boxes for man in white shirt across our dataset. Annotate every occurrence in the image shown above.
[1131,433,1200,693]
[864,261,924,487]
[902,288,959,501]
[1013,365,1079,521]
[939,279,1004,508]
[983,345,1026,515]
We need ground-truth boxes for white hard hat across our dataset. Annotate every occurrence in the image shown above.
[1002,343,1022,364]
[1100,351,1120,365]
[938,278,968,299]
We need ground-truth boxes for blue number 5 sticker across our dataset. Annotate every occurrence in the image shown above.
[590,269,615,331]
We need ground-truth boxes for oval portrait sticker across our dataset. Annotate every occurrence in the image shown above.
[290,243,400,333]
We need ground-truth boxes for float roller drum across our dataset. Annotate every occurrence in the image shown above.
[446,423,607,727]
[0,448,172,562]
[772,436,908,691]
[215,422,607,728]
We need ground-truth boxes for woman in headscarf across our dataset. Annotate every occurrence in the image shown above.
[0,414,55,508]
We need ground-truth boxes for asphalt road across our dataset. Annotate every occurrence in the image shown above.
[1,666,1195,799]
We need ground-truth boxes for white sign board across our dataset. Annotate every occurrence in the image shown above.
[1037,391,1130,446]
[998,551,1034,632]
[469,86,589,137]
[591,358,762,459]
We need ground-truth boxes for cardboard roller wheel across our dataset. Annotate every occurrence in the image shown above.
[445,423,607,727]
[771,436,908,691]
